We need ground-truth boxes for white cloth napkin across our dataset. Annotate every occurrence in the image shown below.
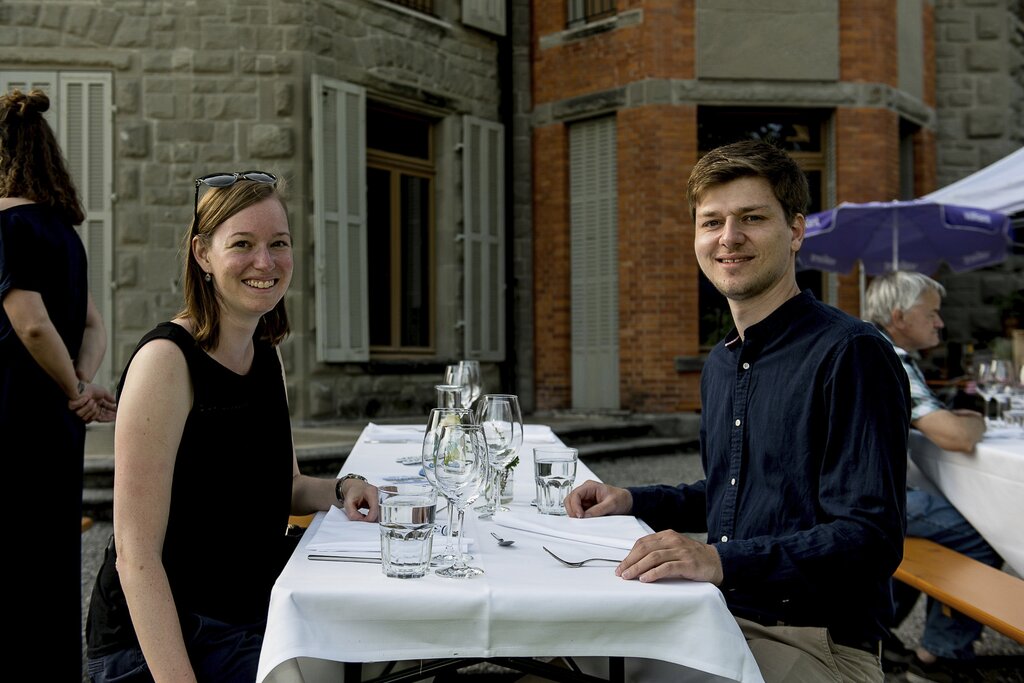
[305,507,474,556]
[523,424,559,443]
[363,422,426,442]
[493,510,648,551]
[306,507,382,555]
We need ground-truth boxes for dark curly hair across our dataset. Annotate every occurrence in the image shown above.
[0,89,85,225]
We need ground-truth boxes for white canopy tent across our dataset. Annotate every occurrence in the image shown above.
[923,146,1024,216]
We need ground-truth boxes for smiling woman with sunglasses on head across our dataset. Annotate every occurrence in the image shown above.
[85,173,379,683]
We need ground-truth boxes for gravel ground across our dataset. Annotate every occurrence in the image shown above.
[81,451,1023,681]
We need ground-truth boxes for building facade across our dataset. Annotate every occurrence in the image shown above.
[526,0,1023,413]
[0,0,511,421]
[1,1,1020,420]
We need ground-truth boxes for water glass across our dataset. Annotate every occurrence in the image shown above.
[533,447,578,515]
[379,483,437,578]
[435,384,463,409]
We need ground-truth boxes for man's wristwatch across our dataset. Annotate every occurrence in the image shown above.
[335,473,368,504]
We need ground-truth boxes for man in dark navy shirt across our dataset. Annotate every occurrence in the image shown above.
[566,140,909,682]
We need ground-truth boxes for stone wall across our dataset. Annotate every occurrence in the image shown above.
[0,0,505,421]
[930,0,1023,368]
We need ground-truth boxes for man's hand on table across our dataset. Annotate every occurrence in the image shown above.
[342,480,380,522]
[565,481,723,586]
[617,531,724,586]
[564,480,633,519]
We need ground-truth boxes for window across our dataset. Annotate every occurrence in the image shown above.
[367,105,435,353]
[696,108,829,347]
[311,77,505,362]
[567,0,616,28]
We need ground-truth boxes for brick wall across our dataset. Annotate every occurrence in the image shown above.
[532,0,694,106]
[839,0,898,86]
[617,105,700,412]
[533,123,571,409]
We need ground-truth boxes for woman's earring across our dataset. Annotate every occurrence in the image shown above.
[204,272,212,282]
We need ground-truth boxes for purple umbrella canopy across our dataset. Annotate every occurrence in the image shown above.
[799,200,1011,276]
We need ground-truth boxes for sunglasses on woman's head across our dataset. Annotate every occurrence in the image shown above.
[191,170,278,234]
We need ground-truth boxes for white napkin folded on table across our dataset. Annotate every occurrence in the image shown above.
[523,424,559,443]
[305,506,474,556]
[493,510,648,551]
[363,422,426,443]
[306,507,382,554]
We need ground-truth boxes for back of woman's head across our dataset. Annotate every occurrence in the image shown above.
[0,89,85,225]
[180,177,290,350]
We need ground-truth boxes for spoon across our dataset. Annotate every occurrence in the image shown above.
[490,532,515,547]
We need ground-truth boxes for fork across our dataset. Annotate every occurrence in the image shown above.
[542,546,624,568]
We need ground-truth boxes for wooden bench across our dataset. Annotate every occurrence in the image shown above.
[894,537,1024,644]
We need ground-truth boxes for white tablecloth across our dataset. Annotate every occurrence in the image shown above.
[257,423,764,683]
[909,428,1024,575]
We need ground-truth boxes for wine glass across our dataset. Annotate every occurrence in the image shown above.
[432,423,487,578]
[972,357,995,419]
[474,394,524,516]
[987,359,1015,424]
[458,360,483,408]
[444,364,472,409]
[422,408,474,565]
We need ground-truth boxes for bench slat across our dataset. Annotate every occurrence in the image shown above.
[894,537,1024,644]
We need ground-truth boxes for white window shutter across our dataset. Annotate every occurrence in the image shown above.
[569,116,619,409]
[462,116,505,361]
[311,76,369,362]
[59,73,114,387]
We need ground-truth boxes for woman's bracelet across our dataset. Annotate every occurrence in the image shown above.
[335,473,368,504]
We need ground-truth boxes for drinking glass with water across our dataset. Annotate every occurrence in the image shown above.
[533,447,578,515]
[379,483,437,578]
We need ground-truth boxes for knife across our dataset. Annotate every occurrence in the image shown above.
[307,554,381,564]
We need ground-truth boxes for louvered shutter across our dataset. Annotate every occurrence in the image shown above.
[569,116,619,409]
[462,116,505,361]
[59,73,113,387]
[311,76,369,362]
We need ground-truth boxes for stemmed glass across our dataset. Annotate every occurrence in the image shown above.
[444,364,472,410]
[981,360,1015,424]
[422,408,474,565]
[474,394,523,517]
[432,423,487,578]
[459,360,483,408]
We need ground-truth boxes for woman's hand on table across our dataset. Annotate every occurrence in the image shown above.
[341,479,380,522]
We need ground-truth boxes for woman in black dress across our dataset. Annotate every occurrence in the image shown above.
[0,89,116,676]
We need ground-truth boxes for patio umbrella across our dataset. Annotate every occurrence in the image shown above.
[799,199,1011,276]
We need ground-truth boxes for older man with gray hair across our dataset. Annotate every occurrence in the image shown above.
[865,271,1001,682]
